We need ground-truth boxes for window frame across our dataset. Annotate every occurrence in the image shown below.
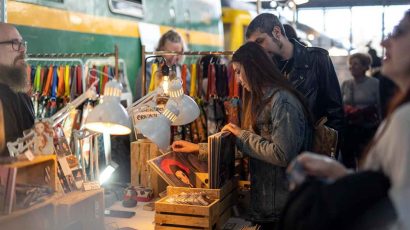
[108,0,144,19]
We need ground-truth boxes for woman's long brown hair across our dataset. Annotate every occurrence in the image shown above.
[232,42,311,133]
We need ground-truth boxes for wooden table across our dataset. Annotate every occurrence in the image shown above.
[104,201,155,230]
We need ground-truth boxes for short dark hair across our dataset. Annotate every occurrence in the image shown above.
[283,24,297,40]
[245,13,285,39]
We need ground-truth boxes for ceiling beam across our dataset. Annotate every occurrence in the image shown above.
[259,0,408,9]
[295,0,409,8]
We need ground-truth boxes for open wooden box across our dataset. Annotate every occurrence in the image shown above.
[155,180,237,229]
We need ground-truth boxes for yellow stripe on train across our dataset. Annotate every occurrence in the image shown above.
[8,1,223,47]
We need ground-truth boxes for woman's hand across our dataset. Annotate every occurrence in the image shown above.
[171,140,199,153]
[291,152,350,181]
[221,123,242,137]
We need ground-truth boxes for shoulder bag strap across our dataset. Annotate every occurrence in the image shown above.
[0,100,4,153]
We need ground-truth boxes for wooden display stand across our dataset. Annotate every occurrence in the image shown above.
[154,180,237,229]
[0,155,57,229]
[131,139,167,197]
[4,155,57,191]
[0,155,105,230]
[0,194,57,230]
[54,189,105,230]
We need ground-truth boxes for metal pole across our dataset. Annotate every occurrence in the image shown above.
[141,45,146,97]
[114,45,119,80]
[256,0,261,14]
[0,0,7,23]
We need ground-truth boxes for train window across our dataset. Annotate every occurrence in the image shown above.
[108,0,144,18]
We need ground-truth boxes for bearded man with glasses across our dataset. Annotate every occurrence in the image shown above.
[0,23,34,156]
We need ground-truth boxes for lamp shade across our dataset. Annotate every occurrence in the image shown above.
[168,79,200,126]
[85,80,131,135]
[134,100,179,150]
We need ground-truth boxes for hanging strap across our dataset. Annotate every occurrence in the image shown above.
[98,65,104,93]
[181,64,188,94]
[30,65,36,87]
[102,65,109,94]
[40,66,47,93]
[76,65,83,95]
[70,65,77,99]
[64,64,71,98]
[33,65,41,93]
[148,63,158,92]
[207,63,216,100]
[197,59,203,98]
[42,65,54,97]
[89,65,97,93]
[51,65,58,100]
[190,63,197,97]
[57,65,65,97]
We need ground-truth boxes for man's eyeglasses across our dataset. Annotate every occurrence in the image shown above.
[387,26,409,39]
[0,39,27,51]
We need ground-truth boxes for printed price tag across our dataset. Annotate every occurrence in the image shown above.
[24,150,35,161]
[83,181,101,191]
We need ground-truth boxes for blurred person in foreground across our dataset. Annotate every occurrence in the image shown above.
[282,10,410,230]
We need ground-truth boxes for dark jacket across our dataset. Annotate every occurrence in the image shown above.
[0,83,35,156]
[236,88,312,223]
[278,171,396,230]
[287,39,344,132]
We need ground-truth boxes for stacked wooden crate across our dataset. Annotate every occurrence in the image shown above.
[155,180,237,229]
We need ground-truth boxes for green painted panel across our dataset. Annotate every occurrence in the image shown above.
[17,25,141,97]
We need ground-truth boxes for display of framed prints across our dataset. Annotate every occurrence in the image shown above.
[208,131,235,189]
[148,151,207,188]
[33,119,55,155]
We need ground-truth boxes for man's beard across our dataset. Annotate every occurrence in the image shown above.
[0,63,28,93]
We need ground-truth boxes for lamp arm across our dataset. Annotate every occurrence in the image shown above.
[126,89,158,114]
[51,86,98,126]
[7,130,35,157]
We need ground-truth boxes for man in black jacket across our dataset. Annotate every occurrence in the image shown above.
[246,13,344,133]
[0,23,35,156]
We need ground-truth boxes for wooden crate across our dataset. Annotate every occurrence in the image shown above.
[3,155,57,191]
[155,180,236,229]
[130,139,167,197]
[0,194,58,230]
[54,189,104,230]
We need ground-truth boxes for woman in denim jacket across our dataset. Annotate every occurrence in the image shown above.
[173,42,312,228]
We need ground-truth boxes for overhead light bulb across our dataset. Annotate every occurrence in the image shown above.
[294,0,309,5]
[270,1,278,8]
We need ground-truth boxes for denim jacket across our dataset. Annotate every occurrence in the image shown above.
[236,87,312,223]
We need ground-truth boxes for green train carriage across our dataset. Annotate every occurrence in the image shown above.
[8,0,224,99]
